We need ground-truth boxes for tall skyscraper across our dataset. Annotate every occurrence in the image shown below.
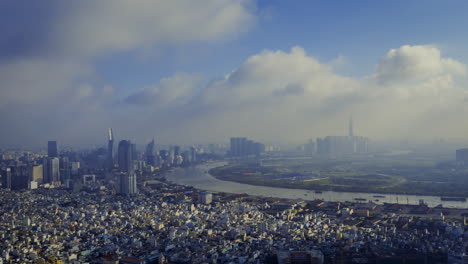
[145,138,156,166]
[48,141,58,158]
[118,172,137,195]
[118,140,132,172]
[30,164,43,183]
[190,146,197,163]
[131,143,138,161]
[2,168,12,190]
[316,118,369,157]
[107,128,114,170]
[145,138,155,158]
[60,157,71,187]
[10,165,29,190]
[304,139,315,157]
[43,157,60,184]
[173,145,180,157]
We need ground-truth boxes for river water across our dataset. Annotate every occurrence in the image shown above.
[165,161,468,209]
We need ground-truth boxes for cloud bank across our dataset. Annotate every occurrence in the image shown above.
[1,1,467,147]
[121,45,468,144]
[0,0,256,147]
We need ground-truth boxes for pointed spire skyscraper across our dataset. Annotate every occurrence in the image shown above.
[349,116,353,137]
[107,128,114,170]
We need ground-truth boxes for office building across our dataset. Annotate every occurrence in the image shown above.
[145,138,155,157]
[173,145,180,157]
[304,139,315,157]
[456,148,468,165]
[118,172,137,195]
[71,161,80,175]
[230,137,265,157]
[43,157,60,185]
[181,151,190,166]
[48,141,58,158]
[316,136,369,156]
[131,143,138,161]
[144,138,155,166]
[2,168,12,190]
[60,157,71,187]
[354,136,369,153]
[30,164,43,183]
[118,140,133,172]
[107,128,114,170]
[11,165,30,190]
[29,181,38,190]
[168,149,175,165]
[190,146,197,163]
[316,118,369,156]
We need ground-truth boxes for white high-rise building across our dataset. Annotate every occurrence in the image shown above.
[118,172,137,195]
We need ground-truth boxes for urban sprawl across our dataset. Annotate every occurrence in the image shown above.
[2,127,468,264]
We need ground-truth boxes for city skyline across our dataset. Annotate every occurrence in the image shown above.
[3,2,468,263]
[1,1,468,147]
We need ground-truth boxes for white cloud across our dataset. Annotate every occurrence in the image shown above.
[1,0,468,148]
[0,58,91,106]
[201,46,358,108]
[54,0,256,56]
[123,45,468,143]
[376,45,466,85]
[125,73,203,107]
[0,0,257,146]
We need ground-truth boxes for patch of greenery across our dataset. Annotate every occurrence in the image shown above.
[209,157,468,197]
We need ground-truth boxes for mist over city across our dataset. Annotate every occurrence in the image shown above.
[3,1,468,264]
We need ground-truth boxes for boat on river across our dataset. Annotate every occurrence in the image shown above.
[440,197,466,202]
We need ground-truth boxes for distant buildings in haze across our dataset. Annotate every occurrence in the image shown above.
[310,118,369,157]
[456,148,468,165]
[229,137,265,157]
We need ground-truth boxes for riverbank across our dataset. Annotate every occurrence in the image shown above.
[209,165,468,198]
[164,161,468,209]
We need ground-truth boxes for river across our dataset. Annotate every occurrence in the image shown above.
[165,161,468,209]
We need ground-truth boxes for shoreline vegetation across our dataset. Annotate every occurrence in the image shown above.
[209,165,468,198]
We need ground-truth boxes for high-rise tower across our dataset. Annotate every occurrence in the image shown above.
[118,171,137,195]
[348,117,353,137]
[48,141,58,158]
[118,140,132,172]
[144,138,156,166]
[43,157,60,185]
[107,128,114,170]
[145,138,155,158]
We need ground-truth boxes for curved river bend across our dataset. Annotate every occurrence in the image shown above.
[165,161,468,209]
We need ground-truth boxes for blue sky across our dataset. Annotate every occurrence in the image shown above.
[1,0,468,147]
[96,0,468,86]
